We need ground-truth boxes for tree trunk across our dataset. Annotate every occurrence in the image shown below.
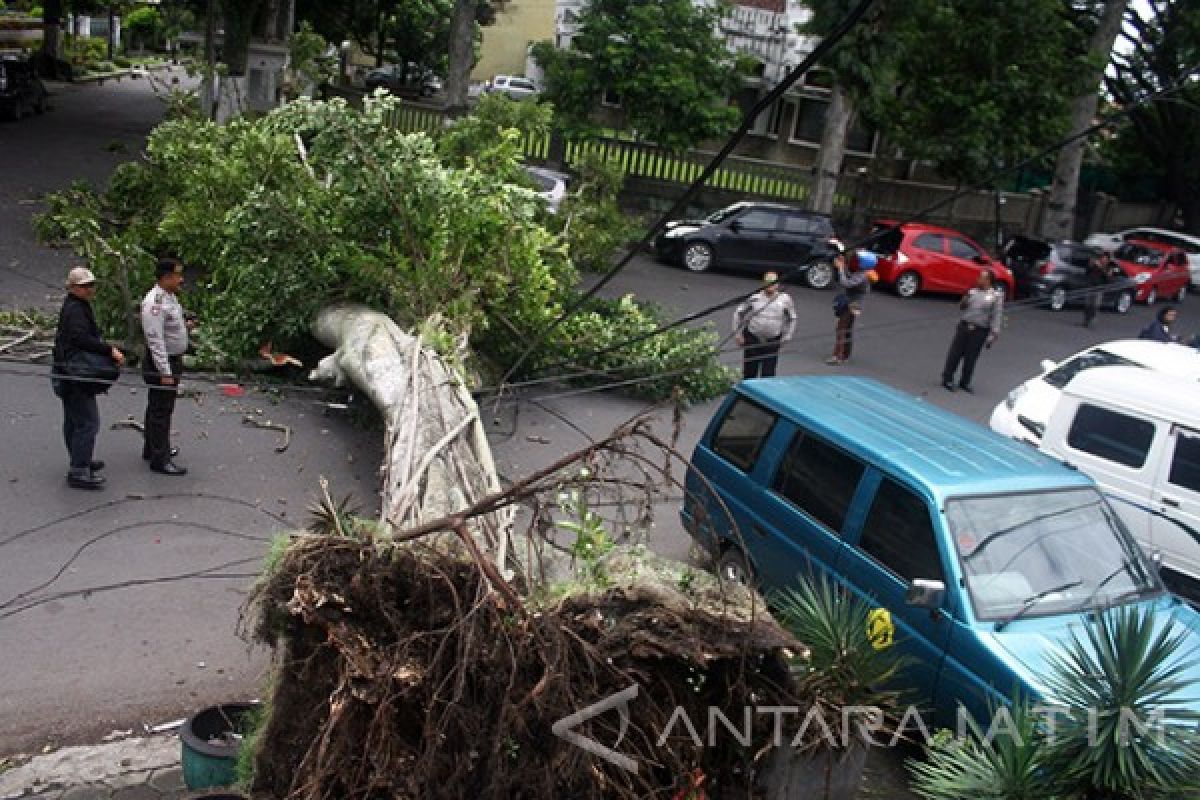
[445,0,475,112]
[309,305,513,570]
[1039,0,1128,240]
[810,82,853,215]
[107,6,115,61]
[220,0,262,76]
[41,0,62,64]
[375,0,386,67]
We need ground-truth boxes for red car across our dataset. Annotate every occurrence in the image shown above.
[1112,239,1190,305]
[869,221,1015,299]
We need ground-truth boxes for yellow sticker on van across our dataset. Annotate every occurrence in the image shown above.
[867,608,895,651]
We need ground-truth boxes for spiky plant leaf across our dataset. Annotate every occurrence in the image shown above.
[1041,604,1200,797]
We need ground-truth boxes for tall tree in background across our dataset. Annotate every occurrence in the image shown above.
[881,0,1086,186]
[444,0,477,110]
[1039,1,1128,240]
[531,0,741,150]
[1106,0,1200,233]
[801,0,897,214]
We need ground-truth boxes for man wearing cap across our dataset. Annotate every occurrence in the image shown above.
[53,267,126,489]
[141,258,192,475]
[733,272,796,379]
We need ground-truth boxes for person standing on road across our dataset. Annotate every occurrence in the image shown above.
[52,267,126,490]
[1082,250,1115,328]
[826,249,876,366]
[1139,306,1180,343]
[141,258,193,475]
[733,272,796,379]
[941,269,1003,393]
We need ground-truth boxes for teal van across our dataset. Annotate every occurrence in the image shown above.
[682,376,1200,725]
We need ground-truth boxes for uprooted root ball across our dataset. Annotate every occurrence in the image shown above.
[245,535,806,799]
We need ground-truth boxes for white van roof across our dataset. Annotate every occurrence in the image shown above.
[1093,340,1200,378]
[1063,365,1200,428]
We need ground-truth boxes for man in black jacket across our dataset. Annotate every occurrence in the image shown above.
[53,267,126,489]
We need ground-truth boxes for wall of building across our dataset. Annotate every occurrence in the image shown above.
[473,0,557,81]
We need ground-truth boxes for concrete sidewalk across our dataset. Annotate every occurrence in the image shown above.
[0,735,197,799]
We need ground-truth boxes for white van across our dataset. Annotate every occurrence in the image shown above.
[1039,366,1200,601]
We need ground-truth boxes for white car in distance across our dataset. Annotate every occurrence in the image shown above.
[989,339,1200,444]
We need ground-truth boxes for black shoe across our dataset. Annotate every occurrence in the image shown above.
[150,460,187,476]
[942,381,956,392]
[958,384,974,394]
[67,468,105,490]
[142,446,180,461]
[89,460,105,471]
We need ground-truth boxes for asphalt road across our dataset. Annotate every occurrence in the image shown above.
[0,75,1194,760]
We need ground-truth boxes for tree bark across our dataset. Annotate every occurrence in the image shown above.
[810,82,853,215]
[41,0,62,64]
[220,0,263,76]
[1039,1,1128,240]
[445,0,476,112]
[309,305,513,570]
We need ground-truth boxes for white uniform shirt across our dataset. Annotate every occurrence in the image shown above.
[141,286,189,375]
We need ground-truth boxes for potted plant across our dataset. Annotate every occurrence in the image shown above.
[760,573,909,800]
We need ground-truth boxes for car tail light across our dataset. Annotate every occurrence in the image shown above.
[1039,260,1054,275]
[896,251,909,265]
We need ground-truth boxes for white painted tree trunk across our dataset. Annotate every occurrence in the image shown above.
[1039,1,1128,240]
[309,305,512,570]
[203,74,249,123]
[810,83,853,215]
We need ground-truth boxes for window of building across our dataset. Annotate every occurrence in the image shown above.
[712,399,777,473]
[1067,404,1157,469]
[789,95,877,153]
[858,479,943,584]
[772,432,865,534]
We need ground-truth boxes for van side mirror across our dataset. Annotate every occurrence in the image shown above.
[974,255,988,265]
[906,578,945,610]
[1039,359,1057,373]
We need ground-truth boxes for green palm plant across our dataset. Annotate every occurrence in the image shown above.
[773,573,908,751]
[907,698,1062,800]
[1041,604,1200,799]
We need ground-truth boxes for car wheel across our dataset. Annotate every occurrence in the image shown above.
[1145,287,1158,305]
[805,261,834,290]
[716,547,753,587]
[683,241,714,273]
[894,270,920,298]
[1048,287,1067,311]
[1176,286,1187,303]
[1113,290,1133,315]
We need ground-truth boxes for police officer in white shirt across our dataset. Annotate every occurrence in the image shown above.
[141,258,193,475]
[733,272,797,379]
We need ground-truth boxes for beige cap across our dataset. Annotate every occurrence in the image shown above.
[66,267,97,287]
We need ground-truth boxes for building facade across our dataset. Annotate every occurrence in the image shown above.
[471,0,557,82]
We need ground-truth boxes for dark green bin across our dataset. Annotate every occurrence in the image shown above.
[180,702,258,791]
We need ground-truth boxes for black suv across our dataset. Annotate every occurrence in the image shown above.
[0,56,48,121]
[1003,236,1134,314]
[654,202,841,288]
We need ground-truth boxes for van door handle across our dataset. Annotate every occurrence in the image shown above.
[1162,496,1181,509]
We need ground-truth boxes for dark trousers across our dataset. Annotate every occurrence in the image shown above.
[742,331,782,379]
[942,322,990,388]
[143,355,182,465]
[833,309,857,361]
[61,386,100,470]
[1082,286,1102,326]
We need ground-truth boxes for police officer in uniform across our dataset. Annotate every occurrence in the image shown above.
[141,258,192,475]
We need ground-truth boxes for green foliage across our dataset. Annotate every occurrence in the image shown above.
[123,6,161,48]
[439,93,553,181]
[63,34,107,67]
[557,484,614,587]
[286,21,335,97]
[531,0,741,150]
[1104,0,1200,233]
[878,0,1089,185]
[36,94,731,404]
[908,700,1063,800]
[1041,604,1200,797]
[552,149,632,273]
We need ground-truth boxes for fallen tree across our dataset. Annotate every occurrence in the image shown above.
[240,305,810,798]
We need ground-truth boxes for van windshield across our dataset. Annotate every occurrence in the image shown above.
[946,489,1161,622]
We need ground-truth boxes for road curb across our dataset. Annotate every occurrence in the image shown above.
[0,736,183,800]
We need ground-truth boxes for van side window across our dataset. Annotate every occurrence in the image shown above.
[858,480,944,584]
[711,398,777,472]
[1168,431,1200,493]
[773,432,864,533]
[1066,404,1156,469]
